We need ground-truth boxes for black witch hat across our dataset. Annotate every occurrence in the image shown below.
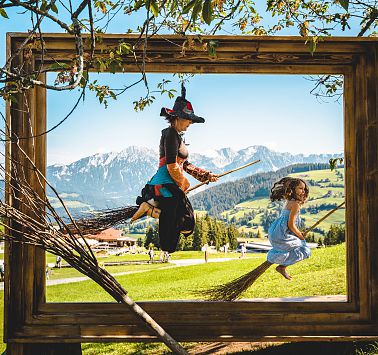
[160,83,205,123]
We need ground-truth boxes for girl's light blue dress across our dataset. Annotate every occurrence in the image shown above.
[267,209,311,266]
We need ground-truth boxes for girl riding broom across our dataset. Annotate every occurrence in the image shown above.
[201,176,313,301]
[267,177,311,280]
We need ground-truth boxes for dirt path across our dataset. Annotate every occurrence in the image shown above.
[0,257,239,289]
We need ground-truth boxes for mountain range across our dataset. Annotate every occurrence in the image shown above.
[47,145,341,213]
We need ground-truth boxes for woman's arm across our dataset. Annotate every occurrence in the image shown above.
[183,161,218,183]
[288,202,304,240]
[167,162,190,191]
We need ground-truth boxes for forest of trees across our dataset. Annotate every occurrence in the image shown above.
[142,215,345,251]
[144,214,239,251]
[323,224,345,246]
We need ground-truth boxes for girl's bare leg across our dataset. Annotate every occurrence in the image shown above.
[131,201,161,222]
[275,265,293,280]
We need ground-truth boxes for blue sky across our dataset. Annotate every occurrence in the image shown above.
[47,72,343,164]
[0,3,357,165]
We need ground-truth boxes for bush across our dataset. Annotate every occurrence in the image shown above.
[324,224,345,246]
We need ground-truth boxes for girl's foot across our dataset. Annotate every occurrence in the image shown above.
[130,202,160,222]
[276,265,293,280]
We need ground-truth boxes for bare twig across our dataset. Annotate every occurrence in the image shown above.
[0,137,187,354]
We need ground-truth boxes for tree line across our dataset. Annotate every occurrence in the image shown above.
[190,163,331,215]
[144,214,239,251]
[305,224,345,247]
[142,216,346,251]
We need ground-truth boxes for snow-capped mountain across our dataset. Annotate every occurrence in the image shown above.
[47,146,158,211]
[47,145,341,212]
[190,145,339,180]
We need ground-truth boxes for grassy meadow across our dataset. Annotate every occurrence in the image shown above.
[1,244,378,354]
[46,243,346,302]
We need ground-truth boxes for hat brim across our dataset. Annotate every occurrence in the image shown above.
[160,108,205,123]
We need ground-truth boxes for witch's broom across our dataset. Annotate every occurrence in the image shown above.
[65,159,261,235]
[0,141,188,355]
[200,201,345,301]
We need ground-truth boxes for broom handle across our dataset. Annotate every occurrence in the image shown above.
[187,159,261,193]
[303,201,345,237]
[121,294,188,355]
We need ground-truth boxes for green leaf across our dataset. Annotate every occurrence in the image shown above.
[0,8,9,18]
[108,61,118,74]
[309,40,316,55]
[329,158,344,171]
[182,0,196,14]
[207,40,218,56]
[307,37,318,55]
[9,95,18,104]
[134,0,144,10]
[338,0,349,11]
[202,0,212,25]
[40,0,47,12]
[50,1,59,13]
[117,42,132,55]
[149,0,159,17]
[99,61,107,72]
[191,0,202,22]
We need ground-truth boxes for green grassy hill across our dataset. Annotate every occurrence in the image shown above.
[221,168,345,240]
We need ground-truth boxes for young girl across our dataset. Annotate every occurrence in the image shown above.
[267,177,311,280]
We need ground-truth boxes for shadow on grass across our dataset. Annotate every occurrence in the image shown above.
[82,341,378,355]
[220,342,378,355]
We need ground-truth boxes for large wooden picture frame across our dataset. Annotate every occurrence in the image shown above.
[4,34,378,350]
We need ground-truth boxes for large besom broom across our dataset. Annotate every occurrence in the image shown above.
[200,201,345,301]
[0,141,188,355]
[65,159,261,235]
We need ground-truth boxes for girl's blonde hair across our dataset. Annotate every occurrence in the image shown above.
[270,177,309,203]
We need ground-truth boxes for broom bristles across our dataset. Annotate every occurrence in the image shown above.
[63,205,139,235]
[200,260,273,301]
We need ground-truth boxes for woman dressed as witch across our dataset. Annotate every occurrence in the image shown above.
[130,85,218,254]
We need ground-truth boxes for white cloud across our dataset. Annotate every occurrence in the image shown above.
[263,141,278,150]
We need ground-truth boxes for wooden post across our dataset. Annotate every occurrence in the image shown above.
[4,41,72,355]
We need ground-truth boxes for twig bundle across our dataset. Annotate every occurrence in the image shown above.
[63,205,139,235]
[199,260,273,301]
[201,202,346,301]
[0,139,187,355]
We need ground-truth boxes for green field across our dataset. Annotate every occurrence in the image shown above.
[46,244,346,302]
[47,263,170,280]
[2,244,378,353]
[44,251,245,281]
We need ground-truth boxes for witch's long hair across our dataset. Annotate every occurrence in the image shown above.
[270,177,309,204]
